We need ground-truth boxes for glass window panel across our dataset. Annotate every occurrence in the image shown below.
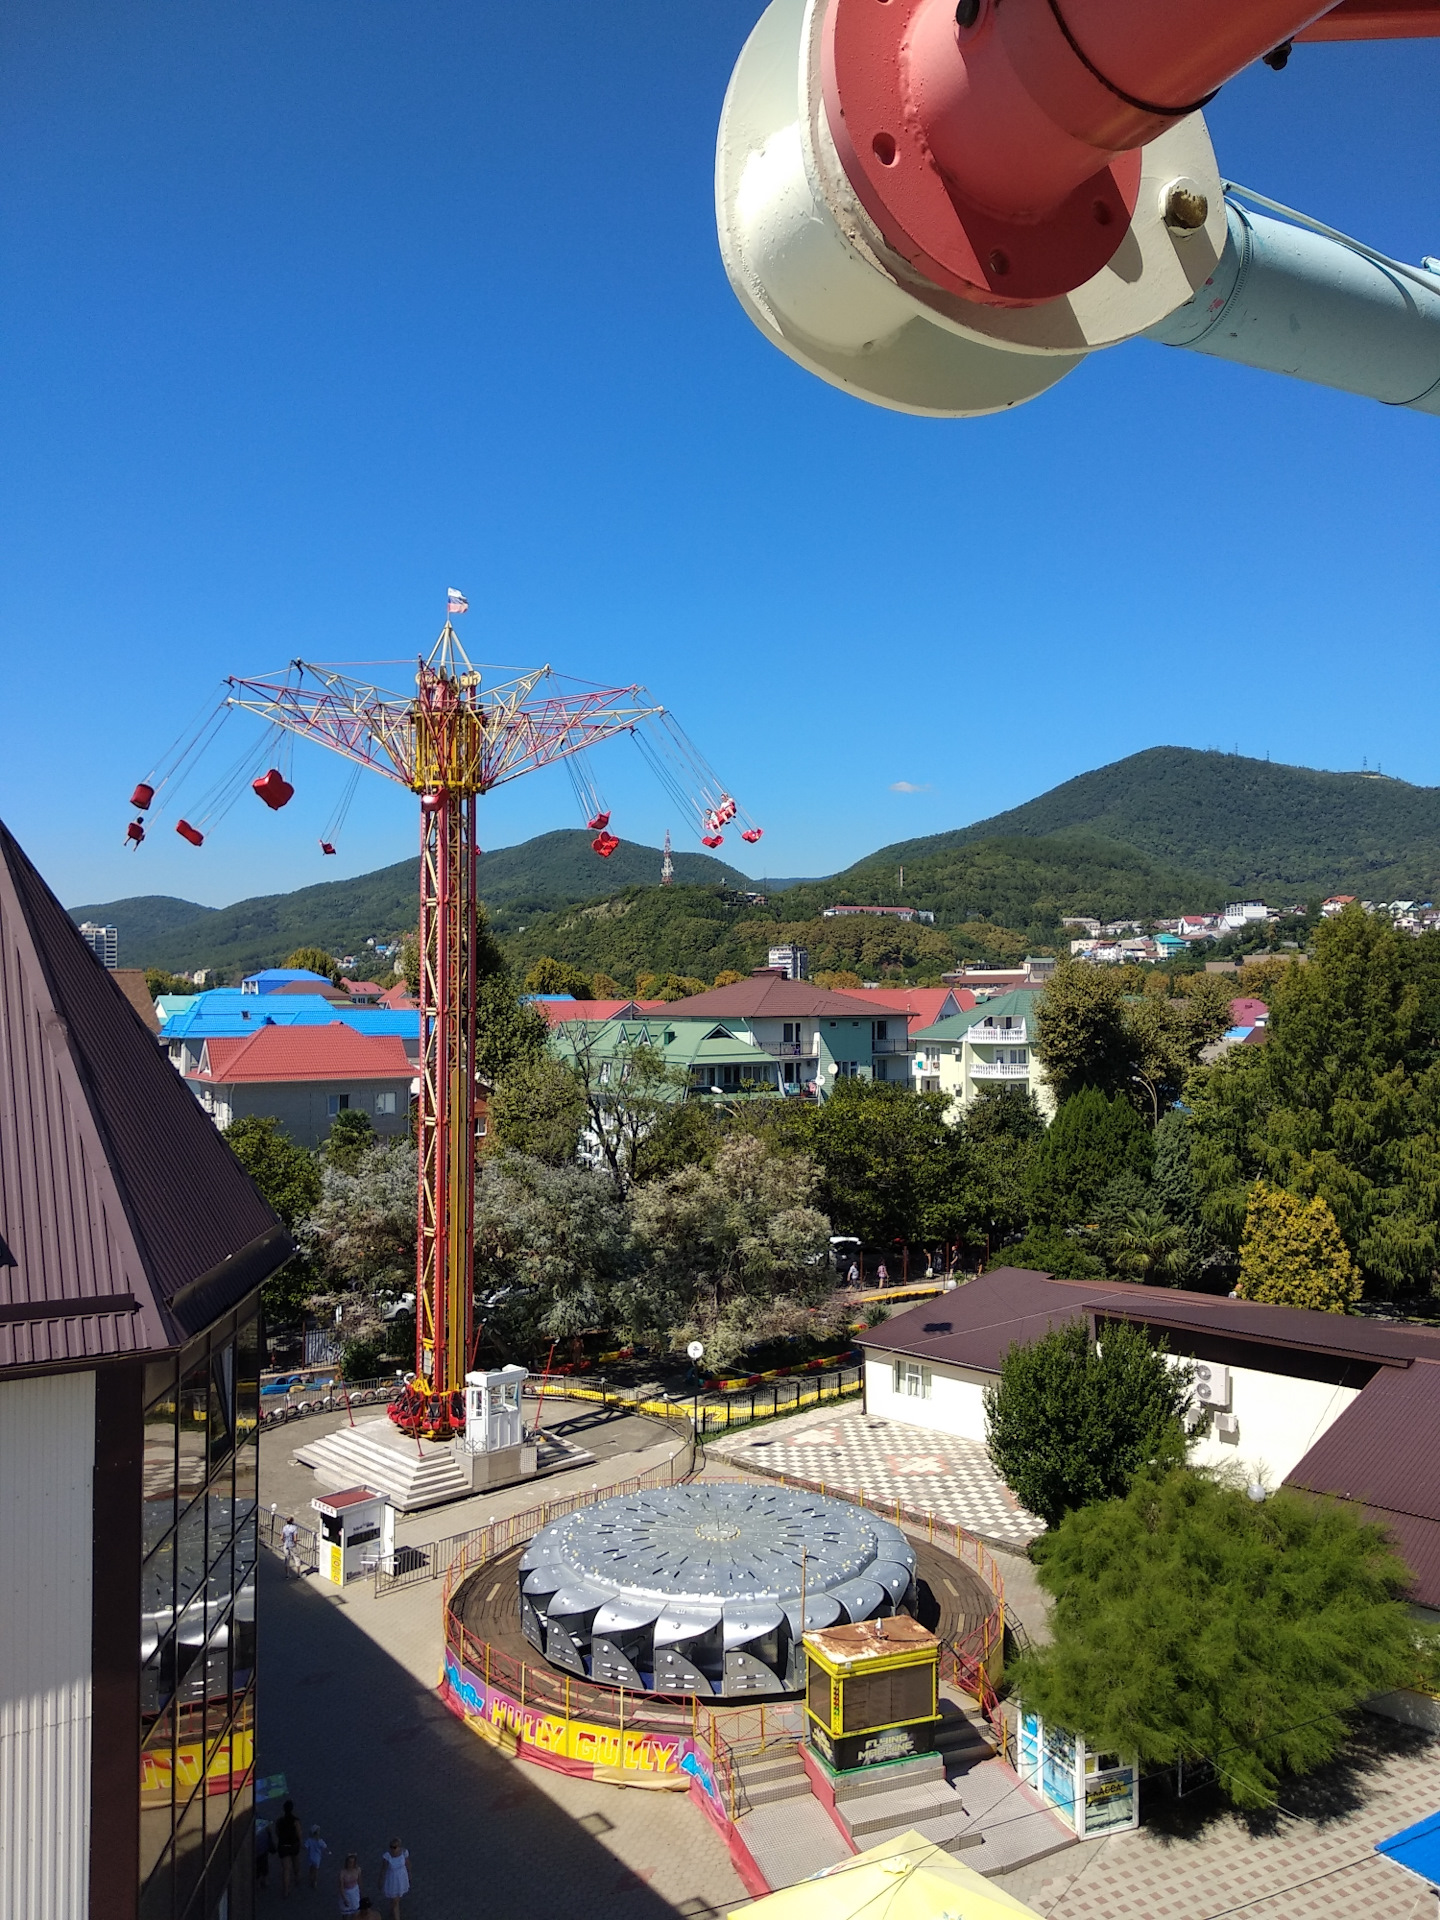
[173,1591,209,1721]
[145,1356,178,1412]
[236,1313,260,1448]
[232,1568,256,1696]
[209,1342,237,1472]
[140,1704,177,1885]
[233,1437,257,1527]
[142,1625,179,1724]
[177,1357,210,1511]
[202,1601,235,1761]
[142,1530,177,1666]
[143,1390,179,1551]
[207,1482,235,1581]
[172,1782,206,1916]
[233,1509,257,1589]
[176,1499,207,1612]
[139,1845,175,1920]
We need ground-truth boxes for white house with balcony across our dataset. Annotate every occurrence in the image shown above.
[909,988,1055,1120]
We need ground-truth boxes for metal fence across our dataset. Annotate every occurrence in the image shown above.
[259,1374,402,1428]
[533,1363,863,1435]
[257,1506,320,1575]
[373,1409,699,1598]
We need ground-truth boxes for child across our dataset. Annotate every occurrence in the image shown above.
[304,1825,330,1890]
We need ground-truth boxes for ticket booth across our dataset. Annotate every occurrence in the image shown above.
[804,1617,941,1773]
[312,1487,384,1587]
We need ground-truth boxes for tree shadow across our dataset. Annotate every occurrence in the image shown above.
[1137,1712,1436,1846]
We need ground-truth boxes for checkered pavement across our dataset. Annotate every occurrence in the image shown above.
[709,1405,1044,1550]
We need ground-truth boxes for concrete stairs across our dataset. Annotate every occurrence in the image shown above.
[934,1696,997,1774]
[735,1744,814,1811]
[732,1745,852,1888]
[830,1753,977,1853]
[294,1417,482,1511]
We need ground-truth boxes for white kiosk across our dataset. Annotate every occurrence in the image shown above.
[312,1487,385,1586]
[456,1365,537,1489]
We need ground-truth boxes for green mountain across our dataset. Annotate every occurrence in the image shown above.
[68,830,750,976]
[503,834,1226,989]
[863,748,1440,900]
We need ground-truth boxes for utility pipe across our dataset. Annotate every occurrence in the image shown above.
[1147,200,1440,415]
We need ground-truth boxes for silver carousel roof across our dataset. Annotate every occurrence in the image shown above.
[518,1483,916,1698]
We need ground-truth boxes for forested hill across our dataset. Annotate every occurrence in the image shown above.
[859,749,1440,899]
[68,830,750,974]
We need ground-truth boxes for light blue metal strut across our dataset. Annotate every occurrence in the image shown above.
[1145,193,1440,416]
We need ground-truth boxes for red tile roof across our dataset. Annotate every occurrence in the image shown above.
[0,819,290,1369]
[538,998,668,1027]
[838,986,977,1028]
[664,977,893,1019]
[379,985,416,1010]
[194,1024,415,1084]
[1230,997,1269,1025]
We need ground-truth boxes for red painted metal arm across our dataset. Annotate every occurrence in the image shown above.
[1297,0,1440,37]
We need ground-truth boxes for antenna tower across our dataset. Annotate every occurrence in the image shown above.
[661,829,674,886]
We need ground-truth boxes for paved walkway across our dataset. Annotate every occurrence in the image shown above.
[990,1715,1440,1919]
[708,1403,1044,1553]
[257,1400,747,1918]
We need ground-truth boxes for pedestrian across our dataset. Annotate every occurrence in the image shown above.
[876,1261,889,1287]
[281,1514,300,1576]
[256,1815,275,1892]
[275,1799,302,1896]
[337,1854,362,1915]
[304,1824,330,1889]
[379,1838,410,1917]
[846,1263,859,1286]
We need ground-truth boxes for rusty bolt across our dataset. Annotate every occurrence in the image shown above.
[1163,181,1210,233]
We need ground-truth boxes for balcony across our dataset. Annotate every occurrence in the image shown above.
[870,1038,913,1055]
[969,1060,1030,1080]
[967,1021,1028,1046]
[758,1040,808,1057]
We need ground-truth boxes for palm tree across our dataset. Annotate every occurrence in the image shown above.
[1111,1210,1193,1286]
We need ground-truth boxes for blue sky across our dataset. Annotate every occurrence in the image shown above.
[3,1,1437,910]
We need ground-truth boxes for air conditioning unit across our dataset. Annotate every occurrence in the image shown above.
[1211,1412,1240,1439]
[1191,1363,1232,1410]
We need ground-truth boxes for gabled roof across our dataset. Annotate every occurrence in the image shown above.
[540,998,667,1027]
[835,986,976,1027]
[243,967,333,989]
[665,977,889,1020]
[193,1024,415,1085]
[379,984,416,1010]
[0,820,290,1370]
[164,997,419,1044]
[913,989,1036,1043]
[113,968,160,1033]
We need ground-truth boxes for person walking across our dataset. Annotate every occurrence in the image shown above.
[876,1261,889,1287]
[337,1854,362,1915]
[379,1839,410,1917]
[304,1825,330,1890]
[280,1515,300,1576]
[274,1800,302,1896]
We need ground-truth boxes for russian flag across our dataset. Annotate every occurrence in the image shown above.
[447,587,469,614]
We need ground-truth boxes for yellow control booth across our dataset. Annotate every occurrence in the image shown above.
[804,1616,941,1773]
[312,1487,385,1586]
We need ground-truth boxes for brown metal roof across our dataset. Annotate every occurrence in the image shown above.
[665,977,898,1020]
[0,820,291,1371]
[858,1269,1440,1375]
[1285,1360,1440,1606]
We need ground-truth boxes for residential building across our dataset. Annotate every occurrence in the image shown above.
[1322,895,1358,916]
[114,969,162,1033]
[1223,900,1270,926]
[860,1269,1440,1624]
[0,817,291,1920]
[832,985,974,1033]
[767,943,809,980]
[534,996,669,1030]
[548,974,919,1101]
[238,967,334,995]
[909,988,1054,1118]
[822,904,936,924]
[183,1024,416,1146]
[941,958,1054,991]
[160,991,420,1074]
[79,920,119,968]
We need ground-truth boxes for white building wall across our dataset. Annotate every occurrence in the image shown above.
[1186,1364,1362,1487]
[864,1354,991,1442]
[0,1372,95,1920]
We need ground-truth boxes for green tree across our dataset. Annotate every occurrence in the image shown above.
[474,1153,633,1358]
[282,947,339,982]
[1032,961,1134,1103]
[489,1054,587,1165]
[1189,907,1440,1295]
[476,972,548,1085]
[1025,1087,1153,1227]
[1009,1469,1429,1808]
[794,1080,969,1250]
[322,1107,376,1174]
[1237,1182,1362,1313]
[522,956,593,999]
[223,1116,323,1326]
[984,1320,1193,1526]
[627,1134,832,1363]
[559,1031,692,1193]
[145,968,200,998]
[955,1087,1046,1249]
[1110,1210,1193,1286]
[999,1227,1106,1281]
[299,1140,418,1344]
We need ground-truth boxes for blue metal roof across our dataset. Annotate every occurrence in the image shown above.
[242,967,333,990]
[164,993,418,1041]
[1376,1808,1440,1888]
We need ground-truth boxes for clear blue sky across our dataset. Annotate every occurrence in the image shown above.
[3,1,1437,910]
